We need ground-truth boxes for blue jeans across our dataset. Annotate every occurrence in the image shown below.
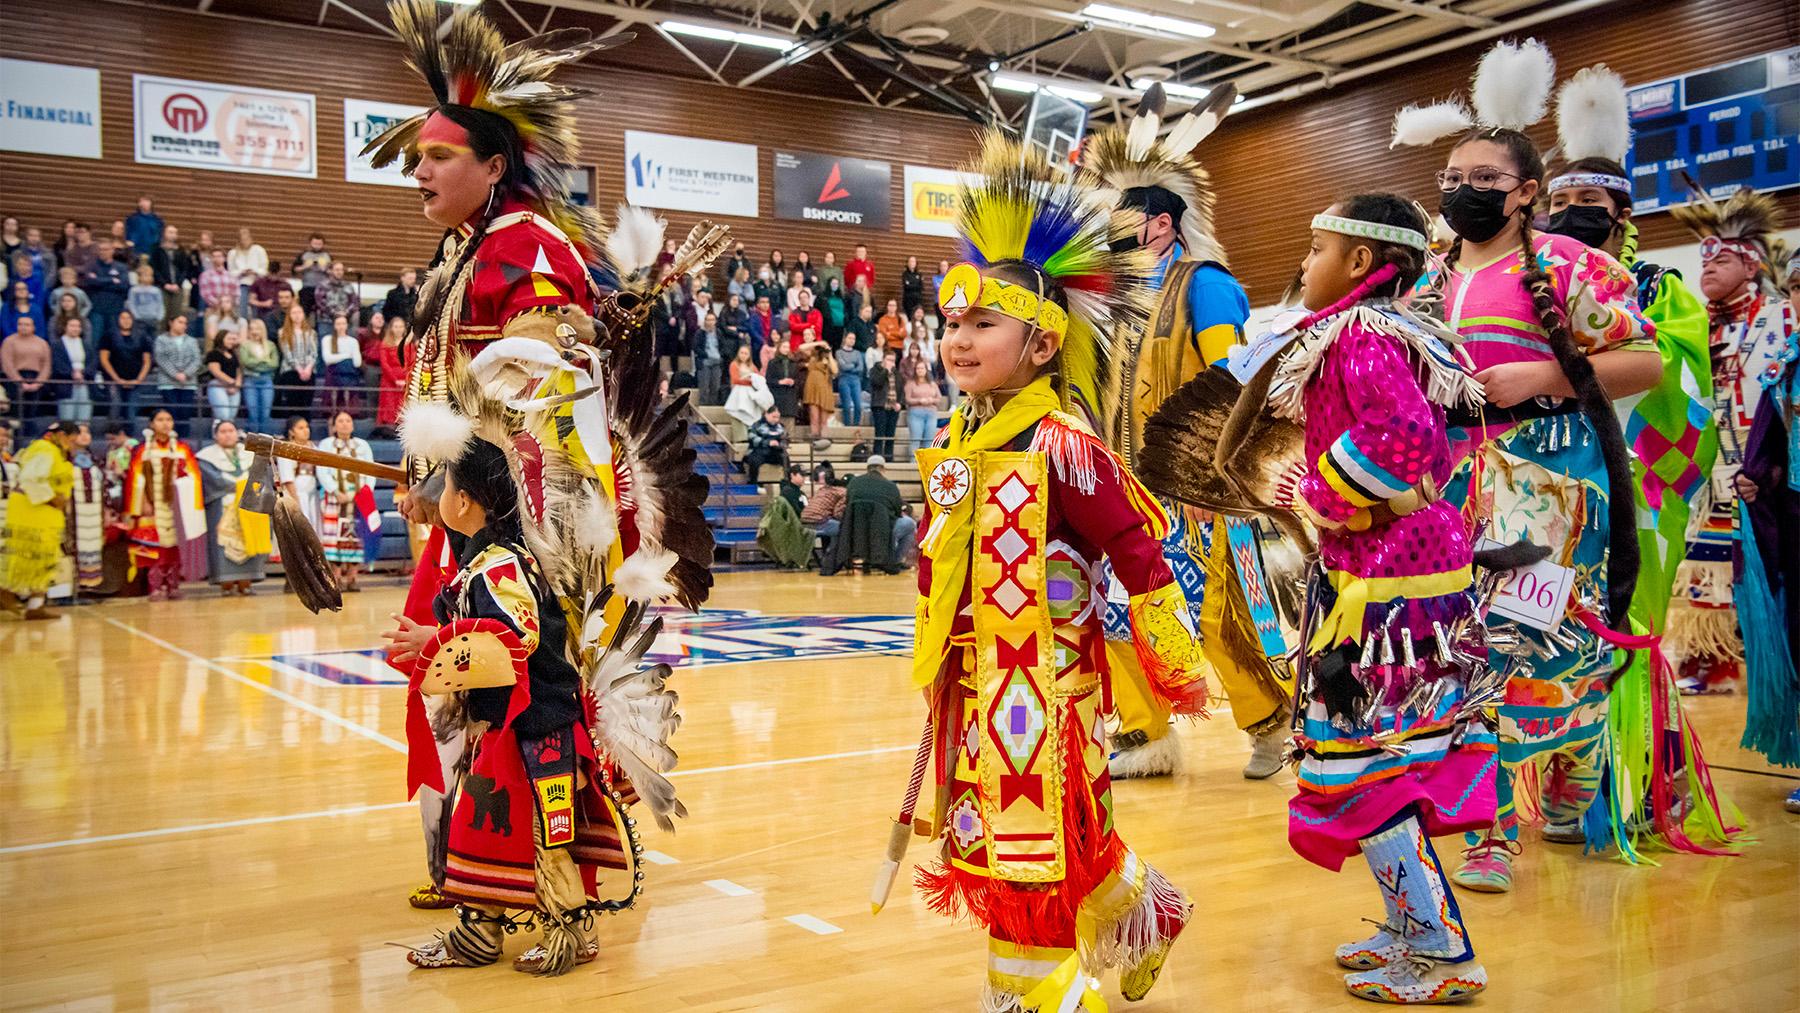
[243,373,274,433]
[206,383,241,423]
[58,383,92,422]
[837,375,864,426]
[907,406,937,453]
[161,385,196,422]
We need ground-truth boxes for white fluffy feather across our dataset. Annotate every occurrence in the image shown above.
[398,400,474,463]
[574,493,618,559]
[1390,100,1473,148]
[604,204,666,278]
[1472,38,1555,130]
[613,545,678,602]
[1556,64,1630,162]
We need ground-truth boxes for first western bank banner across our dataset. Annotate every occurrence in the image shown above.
[0,59,102,160]
[133,74,316,178]
[624,130,759,217]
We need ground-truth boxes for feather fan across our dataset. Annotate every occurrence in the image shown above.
[1555,65,1630,162]
[580,593,688,832]
[603,204,666,286]
[1471,38,1555,130]
[1390,99,1474,148]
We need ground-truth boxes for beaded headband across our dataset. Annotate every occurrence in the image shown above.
[1548,171,1630,194]
[1310,213,1429,251]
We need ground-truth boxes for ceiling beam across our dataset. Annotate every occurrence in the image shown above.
[1359,0,1496,28]
[958,0,1337,74]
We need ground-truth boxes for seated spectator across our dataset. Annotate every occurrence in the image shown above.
[799,473,846,564]
[756,469,813,570]
[743,405,788,483]
[127,264,165,329]
[834,333,865,428]
[901,255,925,318]
[2,317,52,426]
[49,313,94,423]
[824,455,904,576]
[779,463,807,514]
[382,267,420,325]
[877,298,906,350]
[314,262,359,335]
[152,314,201,421]
[2,282,45,340]
[893,501,918,567]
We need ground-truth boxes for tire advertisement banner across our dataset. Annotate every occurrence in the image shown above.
[774,149,891,228]
[903,164,976,237]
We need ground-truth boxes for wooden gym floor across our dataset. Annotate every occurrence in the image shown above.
[1,570,1795,1012]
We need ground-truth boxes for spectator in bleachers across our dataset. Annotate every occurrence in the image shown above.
[825,455,903,576]
[320,313,362,416]
[107,221,133,263]
[847,273,870,324]
[796,250,819,290]
[819,276,849,346]
[787,287,824,352]
[239,318,280,435]
[149,225,198,324]
[766,340,800,419]
[81,240,131,341]
[909,305,935,341]
[100,309,155,422]
[203,290,247,348]
[816,250,844,294]
[248,261,289,332]
[747,294,783,365]
[292,233,332,311]
[766,249,788,290]
[754,263,784,313]
[903,358,939,455]
[228,228,268,311]
[382,267,419,325]
[195,418,267,596]
[153,314,200,422]
[48,267,89,325]
[19,228,53,280]
[848,301,877,351]
[901,256,925,318]
[724,241,752,282]
[723,344,771,427]
[375,315,410,432]
[202,328,243,424]
[653,275,686,377]
[834,333,865,428]
[799,339,836,434]
[785,270,808,320]
[124,197,163,258]
[743,405,787,483]
[931,258,950,294]
[694,311,724,405]
[49,292,88,345]
[60,224,97,277]
[893,502,917,568]
[877,298,906,351]
[3,316,51,427]
[727,265,754,308]
[846,243,875,294]
[50,314,93,424]
[314,261,359,335]
[275,303,319,416]
[0,217,19,261]
[868,347,899,459]
[127,265,164,329]
[356,309,387,390]
[779,463,807,514]
[196,249,235,315]
[3,282,45,339]
[718,291,749,364]
[10,253,45,309]
[800,472,845,564]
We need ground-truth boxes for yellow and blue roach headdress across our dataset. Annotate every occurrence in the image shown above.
[944,131,1155,418]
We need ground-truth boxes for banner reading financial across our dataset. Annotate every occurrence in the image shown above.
[774,150,891,228]
[903,164,977,237]
[343,98,428,187]
[0,59,102,160]
[624,130,759,216]
[134,74,316,178]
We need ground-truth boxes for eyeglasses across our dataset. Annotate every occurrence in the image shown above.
[1698,236,1761,264]
[1435,167,1523,192]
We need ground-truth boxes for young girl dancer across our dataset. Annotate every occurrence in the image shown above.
[1275,196,1497,1003]
[899,132,1208,1011]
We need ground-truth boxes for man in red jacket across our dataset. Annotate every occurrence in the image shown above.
[844,242,875,296]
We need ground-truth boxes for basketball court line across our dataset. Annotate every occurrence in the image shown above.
[0,801,416,855]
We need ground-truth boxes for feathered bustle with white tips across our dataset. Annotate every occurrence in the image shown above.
[1471,38,1555,130]
[1556,65,1630,162]
[612,545,678,603]
[398,399,475,463]
[604,204,666,283]
[1390,99,1474,148]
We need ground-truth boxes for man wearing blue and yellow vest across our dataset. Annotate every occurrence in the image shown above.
[1082,84,1294,779]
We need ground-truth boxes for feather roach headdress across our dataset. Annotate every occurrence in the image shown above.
[362,0,629,252]
[952,130,1156,418]
[1670,177,1787,282]
[1078,82,1235,264]
[1391,38,1556,148]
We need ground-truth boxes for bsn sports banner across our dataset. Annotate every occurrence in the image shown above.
[134,74,316,178]
[774,150,891,228]
[0,59,102,160]
[903,164,976,237]
[343,98,427,187]
[624,130,759,217]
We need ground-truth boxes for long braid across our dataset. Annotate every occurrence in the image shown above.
[1511,214,1640,641]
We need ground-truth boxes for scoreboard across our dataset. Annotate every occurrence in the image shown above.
[1627,47,1799,214]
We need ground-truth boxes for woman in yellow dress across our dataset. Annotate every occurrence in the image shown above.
[1,422,77,619]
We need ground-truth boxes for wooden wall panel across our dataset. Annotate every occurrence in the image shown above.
[0,0,981,300]
[1203,0,1800,303]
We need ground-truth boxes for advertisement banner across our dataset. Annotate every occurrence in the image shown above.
[624,130,759,217]
[774,150,891,228]
[343,98,427,187]
[903,164,976,237]
[0,59,102,160]
[133,74,316,178]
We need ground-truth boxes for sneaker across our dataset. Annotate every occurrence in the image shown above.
[1108,731,1182,779]
[1345,955,1487,1004]
[1449,838,1516,893]
[512,938,600,973]
[1336,922,1406,970]
[1539,821,1584,844]
[1243,725,1287,780]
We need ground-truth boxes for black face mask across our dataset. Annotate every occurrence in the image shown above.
[1546,205,1617,249]
[1439,184,1514,243]
[1111,232,1142,254]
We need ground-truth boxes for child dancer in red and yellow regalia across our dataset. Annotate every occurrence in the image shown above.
[893,133,1209,1012]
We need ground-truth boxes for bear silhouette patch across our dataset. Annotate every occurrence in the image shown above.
[465,774,513,836]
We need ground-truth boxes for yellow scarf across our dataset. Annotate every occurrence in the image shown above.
[912,375,1063,689]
